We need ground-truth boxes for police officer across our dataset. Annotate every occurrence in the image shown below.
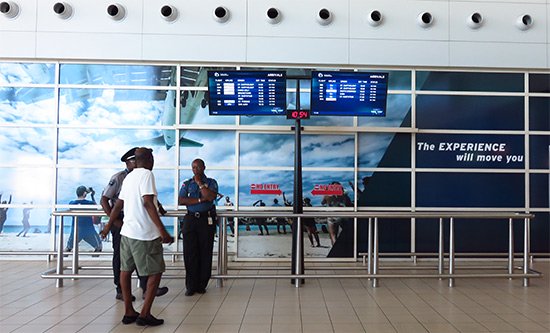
[178,158,218,296]
[100,147,168,301]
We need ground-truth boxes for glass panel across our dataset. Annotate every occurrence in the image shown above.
[530,174,548,208]
[416,134,524,169]
[416,71,524,92]
[359,69,411,90]
[529,135,550,169]
[59,88,171,126]
[357,94,411,128]
[60,64,176,86]
[0,167,54,205]
[0,127,55,165]
[57,168,175,206]
[0,208,54,251]
[0,63,55,84]
[416,172,524,207]
[358,133,411,168]
[179,131,235,167]
[529,74,550,93]
[238,170,294,206]
[302,134,355,168]
[302,170,354,207]
[57,129,176,166]
[357,172,411,207]
[178,170,235,207]
[180,91,235,125]
[240,133,294,167]
[531,214,549,253]
[417,95,524,130]
[529,97,550,131]
[0,88,56,124]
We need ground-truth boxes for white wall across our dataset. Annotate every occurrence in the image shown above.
[0,0,548,68]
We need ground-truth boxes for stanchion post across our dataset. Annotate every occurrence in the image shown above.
[56,216,64,288]
[448,217,455,287]
[217,216,226,288]
[72,216,79,275]
[367,218,372,278]
[294,217,303,288]
[523,217,530,287]
[438,218,444,278]
[372,217,379,288]
[508,218,514,278]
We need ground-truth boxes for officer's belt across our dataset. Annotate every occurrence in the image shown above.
[187,210,214,219]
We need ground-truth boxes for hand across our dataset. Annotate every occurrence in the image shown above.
[161,232,174,244]
[99,226,109,239]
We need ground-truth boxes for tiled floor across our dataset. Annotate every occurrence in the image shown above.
[0,259,548,333]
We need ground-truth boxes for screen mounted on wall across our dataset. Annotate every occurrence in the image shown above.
[208,70,287,116]
[310,71,389,117]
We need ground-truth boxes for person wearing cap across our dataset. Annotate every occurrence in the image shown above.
[178,158,218,296]
[104,147,174,327]
[65,186,102,253]
[100,147,168,301]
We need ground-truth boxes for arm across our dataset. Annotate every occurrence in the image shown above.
[100,199,123,239]
[143,195,173,243]
[100,195,112,217]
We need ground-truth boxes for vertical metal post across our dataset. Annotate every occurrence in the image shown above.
[448,217,455,287]
[56,216,64,288]
[294,217,303,288]
[372,217,379,288]
[523,217,530,287]
[217,216,226,288]
[367,218,372,276]
[72,216,79,275]
[508,218,514,278]
[438,218,444,277]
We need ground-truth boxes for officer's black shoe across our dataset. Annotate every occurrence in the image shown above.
[196,288,206,294]
[185,290,195,296]
[142,286,169,299]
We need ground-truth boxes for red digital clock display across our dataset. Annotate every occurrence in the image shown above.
[286,110,310,119]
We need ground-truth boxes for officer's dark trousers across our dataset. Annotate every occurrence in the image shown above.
[111,225,148,293]
[182,214,216,292]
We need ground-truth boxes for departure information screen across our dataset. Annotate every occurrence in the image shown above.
[310,71,388,116]
[208,71,286,116]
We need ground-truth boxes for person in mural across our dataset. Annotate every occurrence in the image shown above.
[103,147,173,327]
[322,182,353,246]
[253,199,269,235]
[178,158,218,296]
[0,193,12,234]
[223,196,235,237]
[303,197,321,247]
[348,177,370,195]
[99,147,168,302]
[65,186,102,253]
[16,201,33,237]
[272,198,287,234]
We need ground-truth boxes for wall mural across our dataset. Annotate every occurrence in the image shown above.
[0,63,548,257]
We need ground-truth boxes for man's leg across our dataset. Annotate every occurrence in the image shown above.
[120,270,138,317]
[183,229,200,294]
[197,219,216,292]
[140,273,161,317]
[111,226,122,295]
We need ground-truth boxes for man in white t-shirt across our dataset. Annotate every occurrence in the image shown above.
[104,147,173,327]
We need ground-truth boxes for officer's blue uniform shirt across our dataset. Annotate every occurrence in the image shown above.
[179,176,218,213]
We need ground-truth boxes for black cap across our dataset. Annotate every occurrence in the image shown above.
[120,147,138,162]
[76,185,89,197]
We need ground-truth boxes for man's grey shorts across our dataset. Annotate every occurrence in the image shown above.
[120,236,165,276]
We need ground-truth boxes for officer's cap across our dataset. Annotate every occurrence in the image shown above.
[120,147,139,162]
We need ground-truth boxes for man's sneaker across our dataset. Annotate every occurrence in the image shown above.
[142,286,169,299]
[115,293,136,302]
[92,248,102,257]
[136,315,164,327]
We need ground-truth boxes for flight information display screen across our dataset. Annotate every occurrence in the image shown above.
[208,71,287,116]
[310,71,389,116]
